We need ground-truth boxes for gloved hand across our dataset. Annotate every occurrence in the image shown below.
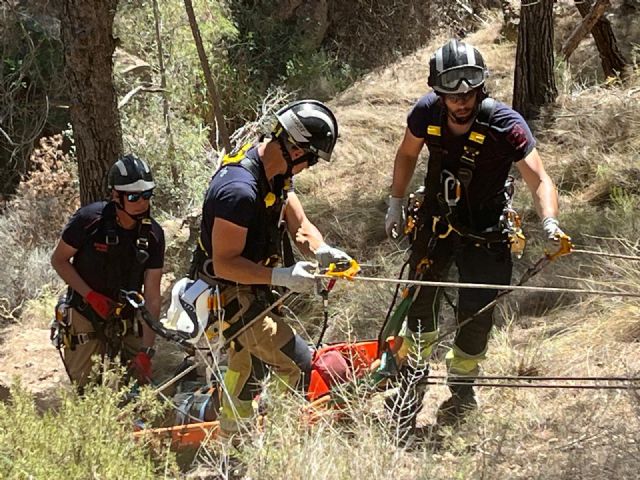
[130,351,152,385]
[85,290,116,320]
[314,242,353,269]
[542,217,569,252]
[385,196,406,239]
[271,261,317,293]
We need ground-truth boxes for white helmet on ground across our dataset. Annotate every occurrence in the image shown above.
[162,278,211,345]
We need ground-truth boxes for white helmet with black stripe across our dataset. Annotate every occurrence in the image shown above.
[107,154,155,192]
[428,39,488,95]
[273,100,338,169]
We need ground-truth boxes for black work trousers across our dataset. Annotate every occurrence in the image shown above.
[406,225,512,357]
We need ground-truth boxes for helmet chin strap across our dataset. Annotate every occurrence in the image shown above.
[115,193,150,222]
[276,134,310,179]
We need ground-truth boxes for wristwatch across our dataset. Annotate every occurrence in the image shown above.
[140,346,156,358]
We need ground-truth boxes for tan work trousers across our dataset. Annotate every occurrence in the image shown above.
[62,308,142,390]
[219,287,306,433]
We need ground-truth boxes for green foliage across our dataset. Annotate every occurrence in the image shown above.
[225,1,357,103]
[115,0,250,129]
[0,381,178,479]
[0,3,67,193]
[121,101,214,215]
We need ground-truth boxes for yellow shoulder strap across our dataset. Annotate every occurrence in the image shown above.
[222,143,252,165]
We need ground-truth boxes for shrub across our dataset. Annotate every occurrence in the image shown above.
[0,380,179,479]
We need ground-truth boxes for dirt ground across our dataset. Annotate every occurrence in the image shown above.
[0,321,67,408]
[0,315,191,410]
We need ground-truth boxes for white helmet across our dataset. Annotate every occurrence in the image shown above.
[162,278,211,345]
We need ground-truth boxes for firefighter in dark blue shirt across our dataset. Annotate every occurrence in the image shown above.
[385,39,569,424]
[51,155,165,390]
[192,100,351,435]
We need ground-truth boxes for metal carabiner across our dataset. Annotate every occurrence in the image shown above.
[441,169,461,207]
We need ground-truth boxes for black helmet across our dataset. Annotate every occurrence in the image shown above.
[428,39,488,94]
[273,100,338,165]
[107,154,155,192]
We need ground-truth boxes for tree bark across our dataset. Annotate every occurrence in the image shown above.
[573,0,627,78]
[561,0,610,60]
[183,0,231,152]
[57,0,123,205]
[512,0,557,119]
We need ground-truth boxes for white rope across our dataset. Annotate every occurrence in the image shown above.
[315,274,640,298]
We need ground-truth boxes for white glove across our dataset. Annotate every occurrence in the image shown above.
[542,217,569,253]
[315,242,352,269]
[542,217,566,241]
[385,196,405,239]
[271,261,317,293]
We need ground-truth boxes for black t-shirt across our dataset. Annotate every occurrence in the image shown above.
[62,201,165,299]
[407,93,536,228]
[200,146,282,267]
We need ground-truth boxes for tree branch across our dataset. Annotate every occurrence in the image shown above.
[561,0,610,61]
[118,85,165,109]
[183,0,231,152]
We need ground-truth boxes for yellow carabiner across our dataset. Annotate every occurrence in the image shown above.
[432,216,454,239]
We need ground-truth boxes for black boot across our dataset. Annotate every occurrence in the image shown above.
[436,378,477,426]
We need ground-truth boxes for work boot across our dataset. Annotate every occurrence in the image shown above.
[436,379,477,427]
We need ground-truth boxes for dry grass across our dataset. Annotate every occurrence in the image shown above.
[1,4,640,479]
[0,135,78,321]
[211,9,640,480]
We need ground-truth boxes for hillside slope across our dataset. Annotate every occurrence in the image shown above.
[0,8,639,479]
[272,14,640,480]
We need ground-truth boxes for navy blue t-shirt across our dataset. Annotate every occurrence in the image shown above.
[62,201,165,298]
[200,146,284,267]
[407,93,536,228]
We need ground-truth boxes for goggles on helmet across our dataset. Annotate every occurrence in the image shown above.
[437,66,486,93]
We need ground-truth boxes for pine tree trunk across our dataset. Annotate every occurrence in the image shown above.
[58,0,123,205]
[574,0,627,78]
[512,0,557,119]
[183,0,231,152]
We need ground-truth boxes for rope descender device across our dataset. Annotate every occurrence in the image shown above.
[325,258,361,280]
[545,233,574,261]
[314,259,361,350]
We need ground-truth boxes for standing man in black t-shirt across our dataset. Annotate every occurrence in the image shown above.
[51,154,165,390]
[192,100,352,436]
[385,39,569,423]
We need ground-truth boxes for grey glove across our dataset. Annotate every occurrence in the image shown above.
[271,261,317,293]
[385,196,405,239]
[315,242,352,269]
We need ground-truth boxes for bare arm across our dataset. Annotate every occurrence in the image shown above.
[51,239,92,298]
[211,217,274,285]
[141,267,162,348]
[285,191,324,255]
[516,148,559,220]
[391,128,425,197]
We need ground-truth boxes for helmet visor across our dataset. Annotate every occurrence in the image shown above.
[437,66,486,93]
